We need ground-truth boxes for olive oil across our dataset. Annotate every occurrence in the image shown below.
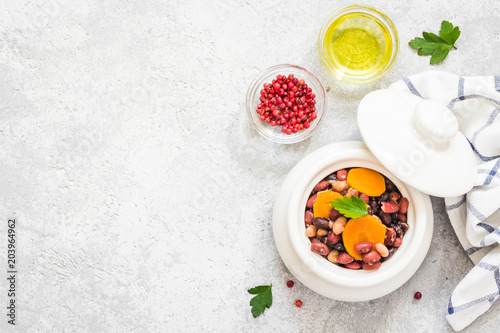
[322,14,392,77]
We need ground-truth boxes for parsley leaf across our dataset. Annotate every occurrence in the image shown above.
[409,20,460,64]
[248,284,272,318]
[439,21,461,46]
[331,195,368,219]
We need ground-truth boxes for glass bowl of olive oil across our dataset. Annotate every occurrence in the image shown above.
[318,5,399,84]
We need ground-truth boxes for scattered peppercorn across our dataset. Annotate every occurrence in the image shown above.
[256,74,317,135]
[295,300,303,307]
[286,280,294,288]
[414,292,422,300]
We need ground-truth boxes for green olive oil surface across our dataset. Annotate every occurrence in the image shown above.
[323,14,392,77]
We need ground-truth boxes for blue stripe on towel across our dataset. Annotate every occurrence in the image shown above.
[495,268,500,291]
[467,201,486,221]
[448,298,455,314]
[495,76,500,92]
[468,140,500,162]
[484,159,500,186]
[402,77,423,98]
[478,168,500,183]
[477,222,495,233]
[449,292,500,314]
[448,94,500,109]
[470,108,500,145]
[466,246,483,256]
[458,77,465,100]
[445,196,466,211]
[478,262,498,271]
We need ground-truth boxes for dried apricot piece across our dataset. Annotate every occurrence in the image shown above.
[313,191,343,219]
[347,168,386,197]
[343,215,387,260]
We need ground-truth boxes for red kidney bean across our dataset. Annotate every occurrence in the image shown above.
[347,188,359,197]
[353,241,373,254]
[393,237,403,247]
[379,212,392,226]
[327,231,340,245]
[385,228,396,246]
[313,180,330,192]
[360,193,369,204]
[336,252,354,264]
[311,242,329,255]
[311,238,321,243]
[306,193,317,208]
[329,207,341,221]
[312,217,330,230]
[344,261,362,270]
[390,192,401,202]
[305,210,314,225]
[397,213,407,222]
[399,197,409,214]
[337,169,348,181]
[362,261,382,270]
[400,222,410,233]
[362,249,381,264]
[381,201,399,214]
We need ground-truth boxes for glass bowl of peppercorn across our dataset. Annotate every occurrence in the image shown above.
[246,64,326,144]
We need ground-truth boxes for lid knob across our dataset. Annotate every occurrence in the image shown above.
[412,100,459,147]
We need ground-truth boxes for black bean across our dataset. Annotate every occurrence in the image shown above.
[385,247,397,260]
[316,236,326,243]
[331,242,346,252]
[370,200,378,214]
[312,217,330,230]
[379,212,392,226]
[325,173,337,181]
[392,224,403,238]
[379,192,390,202]
[400,222,410,233]
[385,179,396,192]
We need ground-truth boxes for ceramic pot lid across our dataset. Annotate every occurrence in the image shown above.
[357,89,476,197]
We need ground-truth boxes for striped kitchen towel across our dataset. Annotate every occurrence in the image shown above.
[391,71,500,332]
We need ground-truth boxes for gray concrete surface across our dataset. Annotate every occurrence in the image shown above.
[0,0,499,332]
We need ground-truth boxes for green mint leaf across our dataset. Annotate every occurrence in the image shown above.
[430,45,451,64]
[440,21,460,46]
[410,20,460,64]
[248,284,272,318]
[331,195,368,219]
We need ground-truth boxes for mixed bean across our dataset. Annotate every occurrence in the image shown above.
[304,168,410,270]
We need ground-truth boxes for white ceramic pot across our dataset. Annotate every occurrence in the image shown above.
[272,141,434,301]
